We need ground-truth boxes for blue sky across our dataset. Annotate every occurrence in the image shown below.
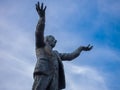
[0,0,120,90]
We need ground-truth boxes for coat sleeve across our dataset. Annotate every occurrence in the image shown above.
[59,47,83,61]
[35,17,45,48]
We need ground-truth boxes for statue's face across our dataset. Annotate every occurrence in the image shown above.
[45,35,57,48]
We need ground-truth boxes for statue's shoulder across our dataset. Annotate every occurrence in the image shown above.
[35,47,45,55]
[53,50,59,53]
[36,47,44,51]
[53,50,60,56]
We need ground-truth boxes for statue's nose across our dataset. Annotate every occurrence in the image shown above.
[55,40,57,43]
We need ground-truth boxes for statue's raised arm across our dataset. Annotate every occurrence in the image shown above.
[35,2,47,48]
[33,2,93,90]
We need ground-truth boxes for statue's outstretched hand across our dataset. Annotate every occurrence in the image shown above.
[82,44,93,51]
[36,2,46,17]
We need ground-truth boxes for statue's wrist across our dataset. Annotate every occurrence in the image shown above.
[40,16,45,19]
[40,17,45,23]
[40,14,45,18]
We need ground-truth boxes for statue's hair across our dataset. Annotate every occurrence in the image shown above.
[45,35,55,42]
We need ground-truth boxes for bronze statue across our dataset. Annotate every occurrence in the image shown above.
[32,2,93,90]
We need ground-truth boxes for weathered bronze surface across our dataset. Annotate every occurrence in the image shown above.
[32,2,93,90]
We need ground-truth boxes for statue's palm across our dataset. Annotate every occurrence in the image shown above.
[36,2,46,17]
[82,44,93,51]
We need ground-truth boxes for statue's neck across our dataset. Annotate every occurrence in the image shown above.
[45,44,53,56]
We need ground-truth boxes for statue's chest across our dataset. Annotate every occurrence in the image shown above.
[49,51,59,70]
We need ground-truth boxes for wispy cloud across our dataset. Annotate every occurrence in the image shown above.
[0,0,120,90]
[64,63,108,90]
[0,2,35,90]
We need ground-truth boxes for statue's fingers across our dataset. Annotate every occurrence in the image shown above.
[88,44,90,47]
[90,46,93,50]
[36,4,38,11]
[41,3,43,10]
[86,44,90,49]
[44,6,47,11]
[35,4,37,8]
[38,2,40,6]
[37,2,41,10]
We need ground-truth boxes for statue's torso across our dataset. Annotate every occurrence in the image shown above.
[34,45,66,89]
[34,45,59,75]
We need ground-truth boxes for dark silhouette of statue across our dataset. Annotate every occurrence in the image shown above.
[32,2,93,90]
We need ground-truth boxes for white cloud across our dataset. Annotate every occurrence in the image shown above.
[0,50,34,90]
[64,63,108,90]
[0,0,120,90]
[0,3,35,90]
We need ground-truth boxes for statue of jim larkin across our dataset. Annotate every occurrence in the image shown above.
[32,2,93,90]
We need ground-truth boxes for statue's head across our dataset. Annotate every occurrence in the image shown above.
[45,35,57,48]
